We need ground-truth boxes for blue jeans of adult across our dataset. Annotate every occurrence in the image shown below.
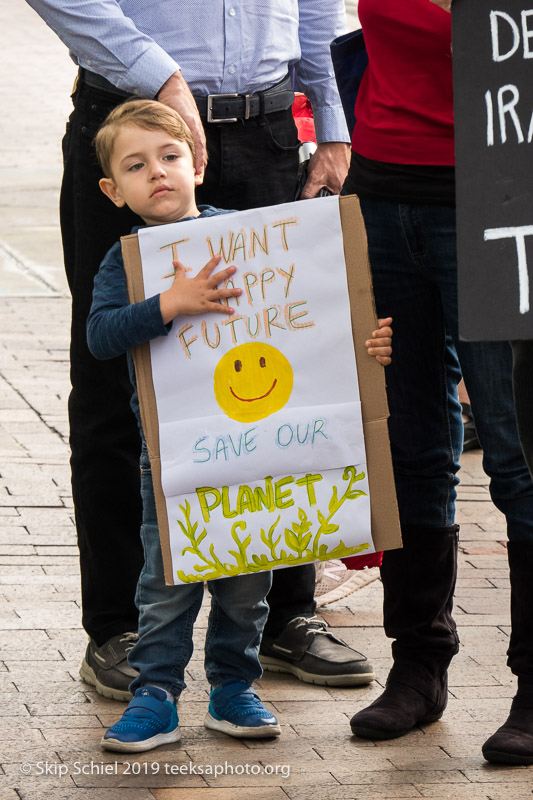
[359,198,533,541]
[128,445,272,695]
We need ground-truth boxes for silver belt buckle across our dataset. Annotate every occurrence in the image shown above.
[207,92,239,123]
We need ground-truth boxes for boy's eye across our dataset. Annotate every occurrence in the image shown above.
[163,153,179,162]
[128,162,144,172]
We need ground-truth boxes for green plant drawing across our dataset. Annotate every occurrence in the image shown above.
[175,467,370,583]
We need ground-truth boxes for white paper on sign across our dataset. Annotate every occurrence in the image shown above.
[137,196,373,584]
[159,400,365,497]
[169,465,373,585]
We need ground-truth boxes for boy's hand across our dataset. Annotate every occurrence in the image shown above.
[366,317,393,366]
[160,254,242,323]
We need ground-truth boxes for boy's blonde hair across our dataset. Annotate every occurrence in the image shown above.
[94,99,196,177]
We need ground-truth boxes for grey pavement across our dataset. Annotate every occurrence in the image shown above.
[0,3,531,799]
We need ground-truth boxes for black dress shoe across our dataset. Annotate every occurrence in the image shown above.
[260,616,374,686]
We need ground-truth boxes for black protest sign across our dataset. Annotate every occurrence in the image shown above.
[453,0,533,340]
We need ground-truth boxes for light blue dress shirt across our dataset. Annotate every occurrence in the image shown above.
[26,0,349,142]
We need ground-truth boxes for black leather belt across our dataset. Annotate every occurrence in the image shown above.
[79,68,294,123]
[194,76,294,123]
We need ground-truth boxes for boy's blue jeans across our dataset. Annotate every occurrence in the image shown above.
[128,444,272,696]
[359,198,533,540]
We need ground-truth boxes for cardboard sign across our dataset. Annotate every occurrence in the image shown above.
[454,0,533,340]
[121,195,400,585]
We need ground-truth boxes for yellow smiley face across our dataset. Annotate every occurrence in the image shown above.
[213,342,294,423]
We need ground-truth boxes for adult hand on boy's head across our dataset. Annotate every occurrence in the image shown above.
[429,0,452,11]
[157,71,207,179]
[299,142,350,199]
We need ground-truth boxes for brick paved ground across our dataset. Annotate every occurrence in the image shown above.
[1,3,532,799]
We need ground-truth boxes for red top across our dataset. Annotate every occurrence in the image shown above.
[353,0,455,165]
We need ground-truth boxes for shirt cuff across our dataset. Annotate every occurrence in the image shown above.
[114,44,180,98]
[313,105,350,144]
[134,294,171,342]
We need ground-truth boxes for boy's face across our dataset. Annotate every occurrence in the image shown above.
[99,124,202,226]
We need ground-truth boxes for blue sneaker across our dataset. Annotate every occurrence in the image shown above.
[204,681,281,738]
[101,686,180,752]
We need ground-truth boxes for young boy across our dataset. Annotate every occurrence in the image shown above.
[87,99,393,754]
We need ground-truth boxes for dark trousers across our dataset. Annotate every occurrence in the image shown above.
[511,340,533,482]
[60,77,314,645]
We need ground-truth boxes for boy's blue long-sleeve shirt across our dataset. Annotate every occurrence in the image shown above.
[87,236,167,361]
[86,205,232,425]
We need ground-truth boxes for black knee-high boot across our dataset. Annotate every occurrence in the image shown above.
[350,524,460,739]
[482,540,533,764]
